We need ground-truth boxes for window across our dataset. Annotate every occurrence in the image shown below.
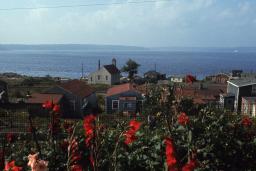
[98,75,100,80]
[112,100,119,109]
[252,85,256,94]
[90,77,92,81]
[106,75,108,80]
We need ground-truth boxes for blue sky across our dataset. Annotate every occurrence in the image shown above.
[0,0,256,47]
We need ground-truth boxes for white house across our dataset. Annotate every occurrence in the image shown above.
[88,58,121,85]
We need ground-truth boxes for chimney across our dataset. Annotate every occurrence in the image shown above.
[98,60,101,70]
[112,58,116,66]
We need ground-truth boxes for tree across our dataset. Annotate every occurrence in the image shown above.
[121,59,140,81]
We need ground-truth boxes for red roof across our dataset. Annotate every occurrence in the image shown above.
[59,80,95,98]
[27,93,63,104]
[107,83,137,96]
[175,83,226,104]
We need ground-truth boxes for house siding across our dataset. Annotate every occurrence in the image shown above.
[227,83,256,113]
[106,91,142,114]
[45,86,97,118]
[88,67,113,85]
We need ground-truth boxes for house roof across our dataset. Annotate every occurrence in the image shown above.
[242,97,256,102]
[59,80,95,98]
[27,93,63,104]
[175,83,226,104]
[144,70,162,77]
[103,65,120,75]
[228,79,256,87]
[106,83,137,96]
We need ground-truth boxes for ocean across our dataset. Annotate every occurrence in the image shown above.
[0,49,256,79]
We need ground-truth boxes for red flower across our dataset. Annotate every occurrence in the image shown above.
[6,133,14,143]
[129,120,141,132]
[186,75,196,84]
[124,120,141,145]
[241,116,252,127]
[42,101,53,109]
[83,115,96,146]
[4,160,22,171]
[164,138,177,170]
[53,104,60,113]
[71,165,83,171]
[182,159,197,171]
[178,113,190,126]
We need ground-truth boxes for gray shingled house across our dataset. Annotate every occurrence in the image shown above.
[88,58,120,85]
[224,79,256,112]
[105,83,143,114]
[45,80,97,118]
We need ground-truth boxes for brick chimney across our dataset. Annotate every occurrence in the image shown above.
[98,59,101,70]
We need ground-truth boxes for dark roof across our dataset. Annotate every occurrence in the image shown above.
[103,65,120,75]
[242,97,256,101]
[27,93,63,104]
[59,80,95,98]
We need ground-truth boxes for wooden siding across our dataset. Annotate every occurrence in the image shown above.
[105,91,142,114]
[45,86,97,118]
[88,67,120,85]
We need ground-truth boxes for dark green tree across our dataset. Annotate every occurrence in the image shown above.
[121,59,140,81]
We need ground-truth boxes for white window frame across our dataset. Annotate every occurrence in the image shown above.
[112,100,119,109]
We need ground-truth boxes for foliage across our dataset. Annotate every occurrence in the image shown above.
[1,84,256,170]
[121,59,140,81]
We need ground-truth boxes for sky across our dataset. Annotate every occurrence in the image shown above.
[0,0,256,47]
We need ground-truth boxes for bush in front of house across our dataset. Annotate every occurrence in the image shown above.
[1,105,256,171]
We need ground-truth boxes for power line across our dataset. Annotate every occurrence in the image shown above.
[0,0,172,11]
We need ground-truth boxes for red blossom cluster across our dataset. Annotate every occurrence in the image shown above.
[178,113,190,126]
[241,116,252,127]
[165,137,197,171]
[83,114,96,147]
[124,120,141,145]
[42,101,61,135]
[164,138,177,170]
[182,159,197,171]
[4,161,22,171]
[42,101,60,113]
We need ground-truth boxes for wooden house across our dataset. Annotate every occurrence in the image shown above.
[88,58,120,85]
[45,80,97,118]
[226,79,256,112]
[105,83,143,114]
[27,93,63,117]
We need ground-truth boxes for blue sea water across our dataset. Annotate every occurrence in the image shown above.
[0,49,256,79]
